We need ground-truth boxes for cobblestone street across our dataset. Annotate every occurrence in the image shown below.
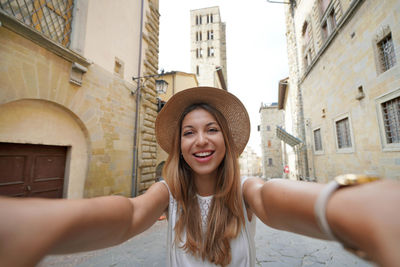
[39,218,372,267]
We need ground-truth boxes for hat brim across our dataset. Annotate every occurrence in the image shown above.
[155,87,250,155]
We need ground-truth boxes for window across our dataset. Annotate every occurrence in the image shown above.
[196,31,202,41]
[302,21,311,45]
[207,47,214,57]
[381,96,400,144]
[313,128,323,152]
[268,158,273,166]
[376,89,400,151]
[378,33,396,72]
[302,21,313,69]
[305,48,312,68]
[267,125,271,131]
[199,48,203,58]
[334,115,354,152]
[199,15,202,24]
[0,0,74,47]
[268,140,271,147]
[196,15,199,25]
[321,8,336,41]
[207,30,214,40]
[196,65,200,76]
[210,14,213,23]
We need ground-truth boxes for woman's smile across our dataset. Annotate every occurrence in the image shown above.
[193,150,215,162]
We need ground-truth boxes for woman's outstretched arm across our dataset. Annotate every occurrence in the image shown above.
[0,181,169,267]
[243,177,400,267]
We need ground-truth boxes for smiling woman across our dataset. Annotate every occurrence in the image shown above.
[0,87,400,267]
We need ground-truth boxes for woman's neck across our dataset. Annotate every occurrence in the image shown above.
[193,172,217,197]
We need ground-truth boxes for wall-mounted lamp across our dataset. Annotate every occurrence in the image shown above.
[155,79,168,94]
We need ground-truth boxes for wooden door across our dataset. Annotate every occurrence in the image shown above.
[0,143,67,198]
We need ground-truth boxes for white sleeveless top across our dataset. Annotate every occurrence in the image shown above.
[161,177,256,267]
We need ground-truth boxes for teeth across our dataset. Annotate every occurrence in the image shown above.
[195,151,212,157]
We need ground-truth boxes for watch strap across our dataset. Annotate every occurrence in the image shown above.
[314,180,340,241]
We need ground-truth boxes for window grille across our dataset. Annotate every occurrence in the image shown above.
[313,128,323,151]
[381,96,400,144]
[378,33,396,72]
[336,117,352,149]
[0,0,74,47]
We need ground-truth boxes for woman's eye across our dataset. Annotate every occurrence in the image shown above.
[183,131,193,136]
[208,128,219,133]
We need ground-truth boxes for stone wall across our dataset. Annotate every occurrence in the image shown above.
[284,0,400,181]
[0,27,137,198]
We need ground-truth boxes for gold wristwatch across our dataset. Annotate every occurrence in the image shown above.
[314,174,380,258]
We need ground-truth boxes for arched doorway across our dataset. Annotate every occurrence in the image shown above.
[0,99,90,199]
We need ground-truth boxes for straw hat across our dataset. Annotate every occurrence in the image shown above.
[155,86,250,155]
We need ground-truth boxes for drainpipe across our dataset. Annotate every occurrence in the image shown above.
[131,0,145,197]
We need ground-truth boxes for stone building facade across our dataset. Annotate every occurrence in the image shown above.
[259,103,284,178]
[283,0,400,182]
[239,146,262,178]
[0,0,161,198]
[190,6,227,87]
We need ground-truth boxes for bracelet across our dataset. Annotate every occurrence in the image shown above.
[314,180,339,241]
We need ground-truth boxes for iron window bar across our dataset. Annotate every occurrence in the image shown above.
[0,0,74,47]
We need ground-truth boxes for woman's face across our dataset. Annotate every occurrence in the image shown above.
[180,108,226,177]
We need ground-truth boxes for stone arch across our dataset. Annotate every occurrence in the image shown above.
[0,99,90,199]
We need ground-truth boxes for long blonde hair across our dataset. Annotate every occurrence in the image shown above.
[163,103,245,266]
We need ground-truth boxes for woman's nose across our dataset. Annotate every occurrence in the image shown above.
[195,132,208,146]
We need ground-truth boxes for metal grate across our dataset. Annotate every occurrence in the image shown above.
[378,33,396,72]
[313,128,322,151]
[382,96,400,144]
[336,117,351,149]
[0,0,74,47]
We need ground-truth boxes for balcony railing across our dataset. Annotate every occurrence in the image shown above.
[0,0,74,47]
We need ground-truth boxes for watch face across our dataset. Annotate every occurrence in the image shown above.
[335,174,380,186]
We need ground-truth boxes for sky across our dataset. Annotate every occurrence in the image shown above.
[159,0,289,156]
